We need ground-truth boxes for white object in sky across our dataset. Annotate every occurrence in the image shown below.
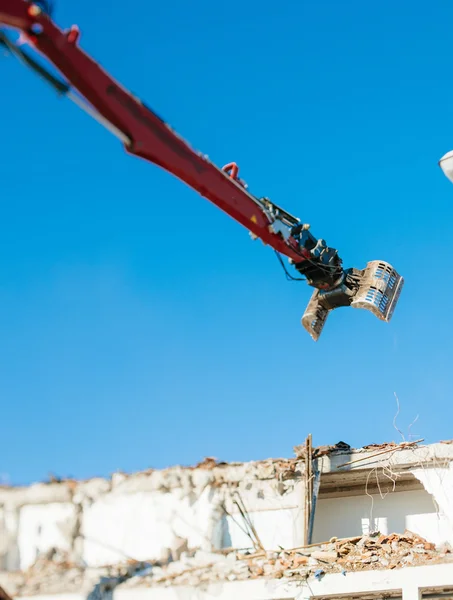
[439,150,453,183]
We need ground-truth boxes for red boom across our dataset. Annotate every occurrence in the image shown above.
[0,0,305,263]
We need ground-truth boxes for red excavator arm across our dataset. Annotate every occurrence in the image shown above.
[0,0,404,340]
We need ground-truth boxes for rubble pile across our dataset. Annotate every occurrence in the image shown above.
[18,550,84,595]
[333,531,451,572]
[0,531,452,595]
[122,531,453,588]
[0,550,122,597]
[249,532,452,581]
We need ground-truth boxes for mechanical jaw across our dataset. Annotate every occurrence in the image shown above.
[287,225,404,341]
[301,261,404,341]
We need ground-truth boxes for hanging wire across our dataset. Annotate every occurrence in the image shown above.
[274,251,306,282]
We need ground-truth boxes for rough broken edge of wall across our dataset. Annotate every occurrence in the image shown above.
[0,453,310,517]
[0,456,305,597]
[0,455,303,502]
[2,440,453,597]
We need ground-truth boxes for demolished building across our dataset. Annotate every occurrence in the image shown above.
[1,438,453,600]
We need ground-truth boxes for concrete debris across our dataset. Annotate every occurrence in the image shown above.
[86,562,153,600]
[1,530,453,595]
[328,530,449,572]
[195,457,219,469]
[0,516,453,600]
[294,441,351,459]
[3,439,453,501]
[118,531,453,589]
[0,548,155,598]
[3,440,453,596]
[0,458,304,506]
[4,438,451,513]
[0,550,84,597]
[195,457,230,469]
[170,537,189,562]
[361,442,399,450]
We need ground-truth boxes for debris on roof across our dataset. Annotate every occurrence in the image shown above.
[0,549,152,598]
[2,530,451,596]
[2,439,453,597]
[195,457,221,469]
[4,438,453,494]
[294,441,352,459]
[119,530,453,589]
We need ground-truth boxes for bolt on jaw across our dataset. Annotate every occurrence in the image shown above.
[302,260,404,341]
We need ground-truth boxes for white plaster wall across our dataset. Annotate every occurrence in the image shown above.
[82,477,303,565]
[82,486,222,566]
[0,476,302,572]
[412,464,453,544]
[18,503,76,570]
[0,506,19,571]
[312,489,450,545]
[222,507,300,550]
[0,507,7,569]
[218,479,304,551]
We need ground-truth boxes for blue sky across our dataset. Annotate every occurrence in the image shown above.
[1,0,453,485]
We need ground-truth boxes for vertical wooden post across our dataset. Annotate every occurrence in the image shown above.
[304,433,313,546]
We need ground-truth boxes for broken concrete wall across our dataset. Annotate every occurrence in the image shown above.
[411,463,453,544]
[0,459,305,573]
[221,506,299,550]
[0,484,74,572]
[0,506,19,571]
[2,527,452,599]
[18,503,78,570]
[2,442,453,599]
[218,476,304,551]
[81,485,222,566]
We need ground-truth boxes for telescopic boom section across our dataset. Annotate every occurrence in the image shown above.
[0,0,404,340]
